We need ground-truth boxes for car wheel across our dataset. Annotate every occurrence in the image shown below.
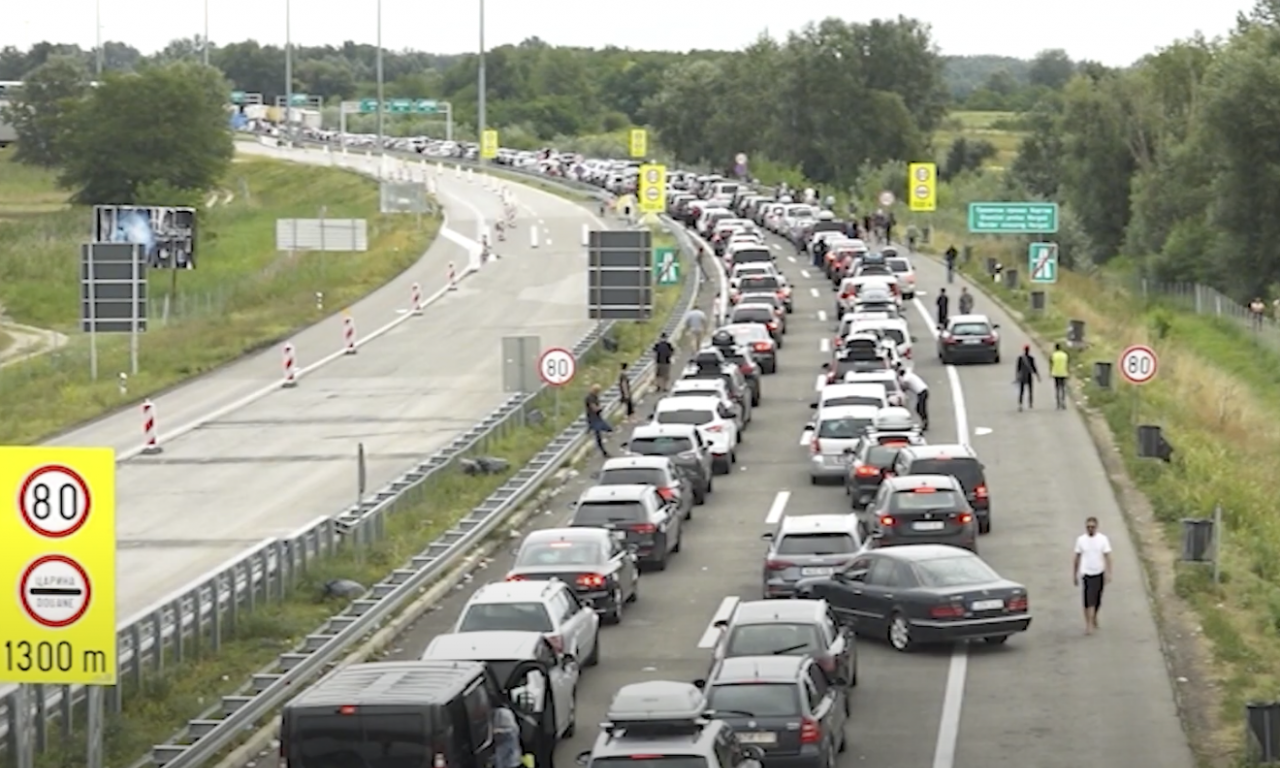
[888,612,914,652]
[810,475,819,485]
[607,589,625,624]
[730,450,738,464]
[994,353,1001,364]
[764,362,776,375]
[694,487,706,505]
[705,476,714,494]
[653,553,668,571]
[586,633,600,666]
[752,390,762,406]
[713,458,729,475]
[985,635,1010,645]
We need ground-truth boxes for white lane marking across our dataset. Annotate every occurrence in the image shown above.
[765,491,791,525]
[910,294,972,768]
[800,269,811,279]
[787,255,797,263]
[809,287,820,298]
[698,597,741,648]
[817,310,827,322]
[974,426,993,436]
[814,373,827,392]
[771,243,782,251]
[819,338,830,353]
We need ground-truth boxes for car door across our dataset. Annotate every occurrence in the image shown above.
[649,493,679,553]
[608,535,640,599]
[551,589,589,662]
[801,663,843,752]
[860,557,912,629]
[534,640,576,738]
[818,609,852,684]
[809,555,873,625]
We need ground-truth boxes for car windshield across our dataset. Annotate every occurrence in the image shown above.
[629,436,693,456]
[817,417,870,439]
[878,328,907,344]
[515,541,604,567]
[951,323,991,336]
[657,409,714,426]
[776,532,858,555]
[458,602,554,633]
[726,624,821,657]
[864,446,902,466]
[916,555,1002,587]
[707,683,800,717]
[727,326,770,342]
[887,258,910,273]
[889,489,963,511]
[573,500,645,525]
[740,278,779,291]
[733,309,773,323]
[907,458,983,489]
[600,468,666,486]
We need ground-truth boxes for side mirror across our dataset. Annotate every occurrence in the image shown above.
[760,531,774,540]
[832,571,848,583]
[692,678,707,690]
[576,751,593,766]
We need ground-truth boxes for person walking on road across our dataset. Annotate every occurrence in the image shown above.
[1015,345,1041,411]
[585,383,612,457]
[958,286,974,315]
[684,306,708,352]
[618,362,635,423]
[491,704,524,768]
[1251,297,1267,331]
[1073,516,1113,635]
[696,244,710,280]
[653,334,675,391]
[897,364,930,431]
[944,245,958,283]
[712,293,723,327]
[935,288,950,327]
[1051,343,1070,410]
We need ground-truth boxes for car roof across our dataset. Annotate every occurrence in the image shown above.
[711,656,805,684]
[872,543,977,562]
[468,580,565,604]
[778,514,860,534]
[602,456,675,471]
[817,405,879,418]
[421,631,545,661]
[820,382,886,396]
[655,395,720,410]
[884,474,964,491]
[287,661,486,708]
[900,444,980,460]
[522,527,611,545]
[732,599,828,625]
[949,314,992,324]
[580,484,653,502]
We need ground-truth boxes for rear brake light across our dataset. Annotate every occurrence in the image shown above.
[930,605,966,619]
[879,515,896,526]
[739,363,754,373]
[704,424,724,433]
[765,559,794,571]
[1008,595,1029,612]
[817,655,836,672]
[855,465,880,477]
[944,337,959,344]
[983,336,997,343]
[975,484,988,498]
[903,348,912,358]
[506,574,528,581]
[800,717,821,744]
[810,438,821,454]
[577,573,607,589]
[338,705,357,715]
[958,513,973,524]
[631,523,657,534]
[911,487,937,493]
[767,321,778,329]
[628,757,664,761]
[753,341,771,352]
[657,486,677,502]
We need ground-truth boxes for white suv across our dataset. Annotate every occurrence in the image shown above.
[652,395,740,474]
[453,580,602,666]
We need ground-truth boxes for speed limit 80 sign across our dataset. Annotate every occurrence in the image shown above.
[538,347,577,387]
[1119,344,1158,385]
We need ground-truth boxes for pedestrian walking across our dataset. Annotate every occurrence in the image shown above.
[585,384,613,457]
[1073,516,1113,635]
[696,245,710,280]
[1014,345,1041,411]
[618,362,635,422]
[935,288,950,327]
[712,293,723,327]
[1251,297,1267,331]
[653,334,675,391]
[944,245,958,284]
[1051,342,1070,410]
[684,306,707,352]
[897,364,930,431]
[958,286,974,315]
[491,704,524,768]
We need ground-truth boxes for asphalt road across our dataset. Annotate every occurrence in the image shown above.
[368,229,1196,768]
[50,144,603,619]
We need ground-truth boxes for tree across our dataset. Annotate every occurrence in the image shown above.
[2,55,90,167]
[1028,49,1075,89]
[58,62,233,204]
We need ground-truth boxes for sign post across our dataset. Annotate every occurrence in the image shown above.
[908,162,937,212]
[1029,242,1058,284]
[538,347,577,426]
[1119,343,1159,427]
[481,129,499,160]
[629,129,648,159]
[638,164,667,216]
[967,202,1060,234]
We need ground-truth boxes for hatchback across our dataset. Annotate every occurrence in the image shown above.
[866,475,978,552]
[760,515,865,598]
[892,445,992,533]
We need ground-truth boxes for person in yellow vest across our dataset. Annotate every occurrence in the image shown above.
[1051,342,1070,410]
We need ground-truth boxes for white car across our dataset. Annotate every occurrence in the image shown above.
[886,255,918,299]
[845,316,914,365]
[729,262,780,288]
[668,379,746,430]
[813,382,892,411]
[652,394,740,474]
[453,580,601,666]
[808,404,880,483]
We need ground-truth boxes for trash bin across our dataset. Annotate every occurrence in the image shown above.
[1181,518,1215,562]
[1068,319,1086,345]
[1003,269,1019,289]
[1247,701,1280,764]
[985,257,998,275]
[963,245,973,265]
[1093,362,1112,389]
[1030,291,1046,312]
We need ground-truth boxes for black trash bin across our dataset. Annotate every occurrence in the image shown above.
[985,257,998,275]
[1030,291,1046,312]
[1247,701,1280,764]
[1004,269,1019,289]
[1180,518,1215,562]
[1068,319,1086,345]
[1094,361,1112,389]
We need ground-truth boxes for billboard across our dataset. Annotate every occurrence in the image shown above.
[93,205,197,269]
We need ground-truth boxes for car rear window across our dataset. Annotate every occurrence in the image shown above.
[732,250,772,264]
[727,326,770,343]
[591,759,707,768]
[629,436,693,456]
[906,458,983,489]
[740,277,779,291]
[726,624,821,656]
[776,532,858,555]
[887,258,910,273]
[824,395,883,408]
[889,488,964,511]
[916,555,1001,587]
[656,409,714,426]
[733,309,773,323]
[600,468,666,486]
[573,500,646,525]
[706,683,800,717]
[951,323,991,336]
[291,713,427,768]
[880,328,906,344]
[865,446,902,466]
[516,541,603,567]
[459,602,554,633]
[817,417,869,439]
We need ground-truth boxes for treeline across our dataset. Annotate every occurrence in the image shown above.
[1007,2,1280,297]
[943,49,1082,111]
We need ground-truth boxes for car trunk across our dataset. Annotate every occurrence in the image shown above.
[706,683,804,755]
[813,418,872,464]
[287,708,434,768]
[883,488,969,538]
[571,501,655,552]
[907,459,985,505]
[509,564,603,591]
[769,533,860,581]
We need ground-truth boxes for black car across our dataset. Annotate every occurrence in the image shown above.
[865,474,978,551]
[937,315,1001,364]
[710,335,766,398]
[795,545,1032,652]
[845,442,910,510]
[715,324,777,376]
[695,656,847,768]
[569,484,682,571]
[892,444,991,533]
[507,527,640,623]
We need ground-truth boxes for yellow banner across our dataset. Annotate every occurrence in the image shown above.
[638,164,667,214]
[629,128,648,159]
[0,447,117,684]
[481,129,499,159]
[908,162,937,212]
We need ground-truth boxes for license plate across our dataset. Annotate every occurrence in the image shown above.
[963,339,982,345]
[972,599,1004,611]
[913,521,945,531]
[738,732,777,745]
[801,567,833,576]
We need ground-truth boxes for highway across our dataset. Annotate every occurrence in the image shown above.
[354,229,1198,767]
[51,143,603,619]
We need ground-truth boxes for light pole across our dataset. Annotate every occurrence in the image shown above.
[203,0,210,66]
[477,0,486,165]
[284,0,293,143]
[376,0,385,177]
[95,0,104,76]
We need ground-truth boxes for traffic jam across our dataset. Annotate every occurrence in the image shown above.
[276,162,1037,768]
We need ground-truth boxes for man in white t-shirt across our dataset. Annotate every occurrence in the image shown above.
[1072,516,1113,635]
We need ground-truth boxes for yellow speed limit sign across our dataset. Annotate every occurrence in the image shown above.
[629,128,648,158]
[481,129,499,159]
[638,164,667,214]
[0,446,117,684]
[908,162,936,212]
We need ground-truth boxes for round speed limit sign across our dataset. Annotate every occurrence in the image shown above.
[1118,344,1158,385]
[538,347,577,387]
[18,464,92,538]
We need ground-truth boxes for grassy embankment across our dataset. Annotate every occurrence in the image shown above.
[31,224,690,768]
[0,148,442,445]
[911,111,1279,764]
[932,110,1023,170]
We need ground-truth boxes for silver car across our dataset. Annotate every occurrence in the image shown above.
[760,515,866,598]
[808,404,879,483]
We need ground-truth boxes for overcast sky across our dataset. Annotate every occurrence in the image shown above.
[5,0,1253,66]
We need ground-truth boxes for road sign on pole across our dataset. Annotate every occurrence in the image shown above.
[538,347,577,387]
[878,191,896,207]
[1028,242,1058,284]
[654,246,681,286]
[967,202,1059,233]
[908,162,937,212]
[1,447,117,684]
[481,129,499,159]
[629,128,648,158]
[638,164,667,215]
[1119,344,1159,385]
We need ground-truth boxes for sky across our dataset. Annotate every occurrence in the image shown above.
[3,0,1255,67]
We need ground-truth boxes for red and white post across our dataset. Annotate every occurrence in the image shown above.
[448,262,458,291]
[282,342,298,387]
[343,314,357,354]
[411,282,423,315]
[141,399,162,455]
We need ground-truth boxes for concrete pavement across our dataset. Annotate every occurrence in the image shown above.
[49,144,602,619]
[360,229,1195,767]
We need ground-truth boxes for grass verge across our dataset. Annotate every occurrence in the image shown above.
[0,330,12,355]
[932,110,1025,170]
[924,222,1280,765]
[0,148,441,445]
[23,225,690,768]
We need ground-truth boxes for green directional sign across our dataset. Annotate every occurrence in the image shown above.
[287,93,310,105]
[230,90,246,104]
[968,202,1059,234]
[1028,242,1058,284]
[387,98,412,113]
[414,99,440,114]
[654,247,681,286]
[358,98,442,114]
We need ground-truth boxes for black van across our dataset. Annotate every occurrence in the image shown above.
[280,661,551,768]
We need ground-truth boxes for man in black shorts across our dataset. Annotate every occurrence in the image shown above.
[653,333,674,391]
[1072,516,1113,635]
